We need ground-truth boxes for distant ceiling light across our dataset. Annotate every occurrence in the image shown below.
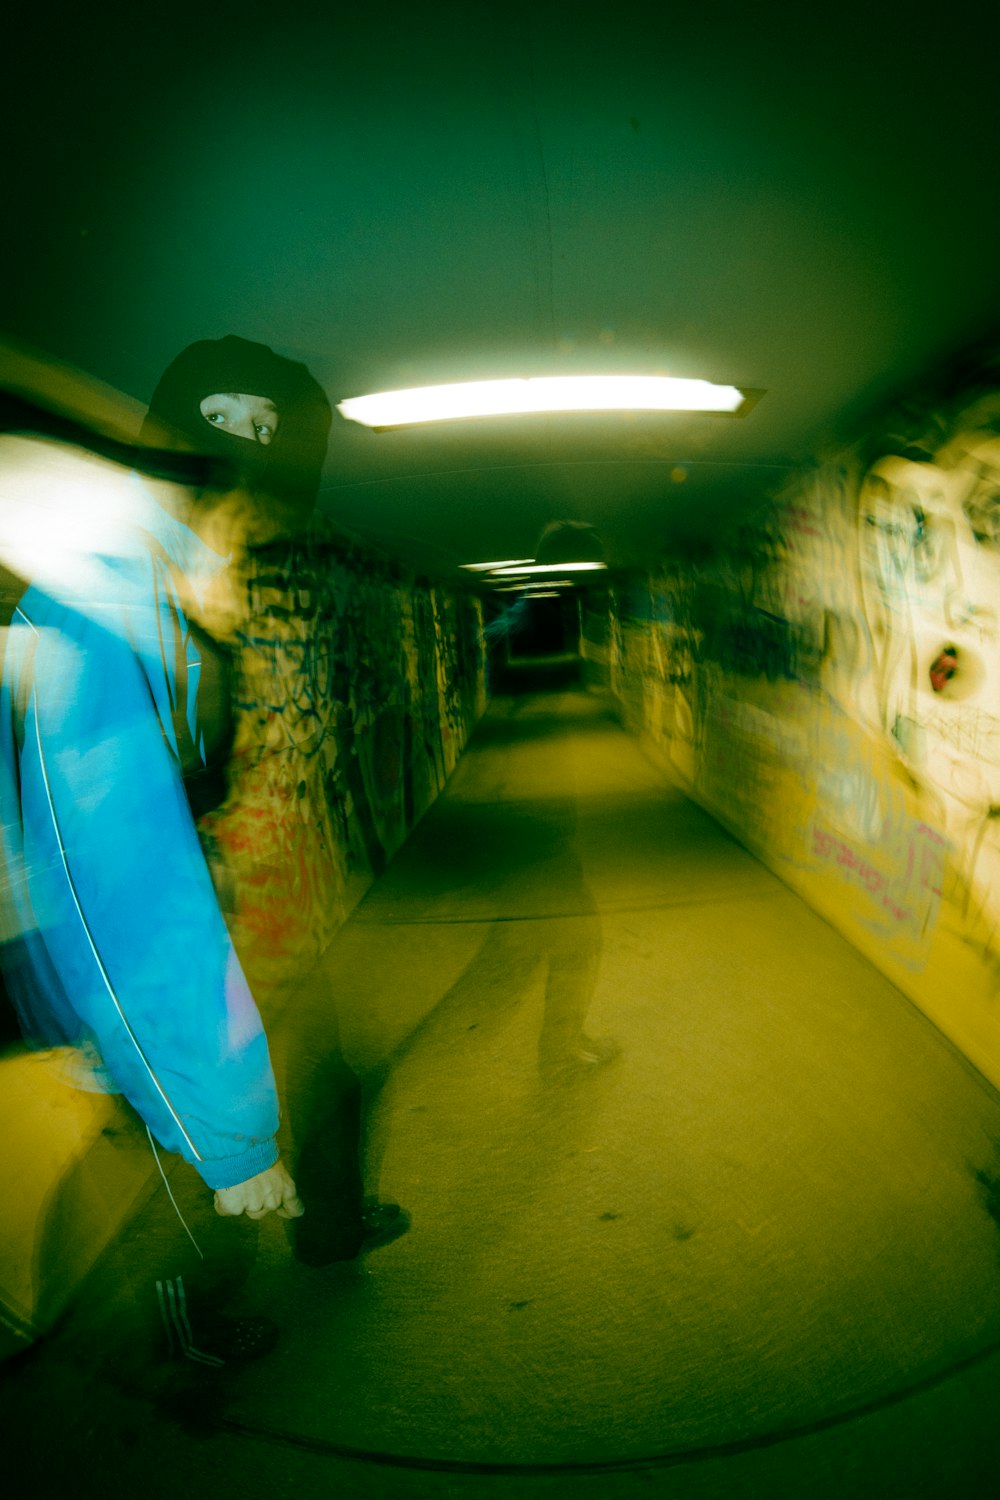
[338,376,756,428]
[491,561,607,577]
[460,558,535,571]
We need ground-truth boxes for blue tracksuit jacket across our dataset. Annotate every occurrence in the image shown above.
[0,466,279,1189]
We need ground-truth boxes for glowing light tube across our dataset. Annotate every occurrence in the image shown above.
[491,561,607,577]
[337,376,748,428]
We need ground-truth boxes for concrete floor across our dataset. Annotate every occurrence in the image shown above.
[6,682,1000,1498]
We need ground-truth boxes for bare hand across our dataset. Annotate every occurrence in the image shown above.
[214,1160,305,1220]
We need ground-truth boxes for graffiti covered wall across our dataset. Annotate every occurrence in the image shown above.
[201,521,486,987]
[608,356,1000,1086]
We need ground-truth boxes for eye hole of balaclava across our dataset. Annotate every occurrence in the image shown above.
[198,393,281,447]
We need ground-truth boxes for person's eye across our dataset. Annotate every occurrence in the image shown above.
[205,411,227,426]
[254,423,274,442]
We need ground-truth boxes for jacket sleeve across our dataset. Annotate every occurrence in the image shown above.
[5,592,279,1190]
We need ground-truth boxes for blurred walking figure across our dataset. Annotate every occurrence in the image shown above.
[0,337,337,1362]
[141,336,409,1266]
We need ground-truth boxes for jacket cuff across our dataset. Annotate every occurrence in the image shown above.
[195,1138,280,1191]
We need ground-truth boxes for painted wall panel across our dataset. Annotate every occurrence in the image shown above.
[201,524,486,987]
[603,357,1000,1088]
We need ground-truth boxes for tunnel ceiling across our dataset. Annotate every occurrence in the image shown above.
[5,1,1000,580]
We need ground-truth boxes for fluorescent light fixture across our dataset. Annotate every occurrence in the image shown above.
[460,558,535,571]
[493,579,575,592]
[491,561,607,577]
[338,375,754,428]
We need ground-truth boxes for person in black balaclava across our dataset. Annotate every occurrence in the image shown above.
[138,337,333,822]
[140,332,332,543]
[3,336,405,1372]
[144,335,409,1267]
[0,339,326,1371]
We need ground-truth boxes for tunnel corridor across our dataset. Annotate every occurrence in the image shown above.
[6,680,1000,1498]
[5,6,1000,1491]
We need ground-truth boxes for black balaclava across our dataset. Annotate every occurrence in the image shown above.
[140,335,332,530]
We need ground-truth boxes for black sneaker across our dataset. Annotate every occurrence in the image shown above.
[156,1277,279,1366]
[360,1201,411,1252]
